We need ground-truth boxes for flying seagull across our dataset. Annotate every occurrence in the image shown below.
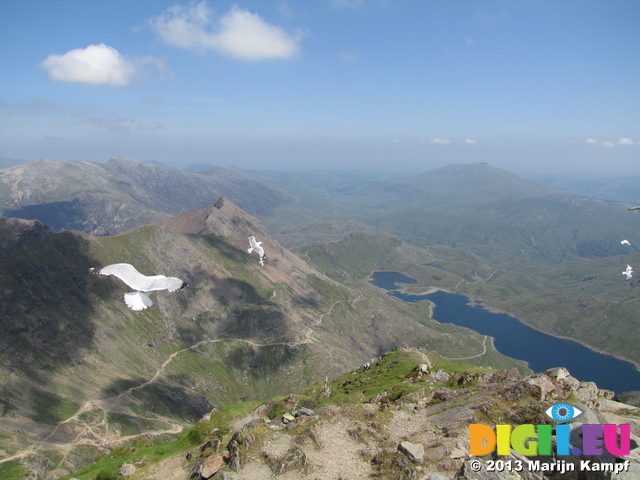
[247,235,265,266]
[622,264,633,280]
[621,240,631,246]
[90,263,187,311]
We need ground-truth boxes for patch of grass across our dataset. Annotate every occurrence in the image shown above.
[0,461,27,480]
[30,389,81,423]
[186,400,263,445]
[315,349,427,405]
[58,432,187,480]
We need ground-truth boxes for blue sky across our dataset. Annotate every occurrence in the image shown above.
[1,0,638,175]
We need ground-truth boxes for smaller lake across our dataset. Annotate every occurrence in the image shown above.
[370,271,640,394]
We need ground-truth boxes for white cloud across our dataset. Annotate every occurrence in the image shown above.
[585,138,598,144]
[150,2,303,60]
[464,138,477,144]
[431,138,451,144]
[40,44,141,86]
[602,141,615,148]
[619,138,635,145]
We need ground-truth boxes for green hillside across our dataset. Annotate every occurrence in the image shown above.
[0,201,526,479]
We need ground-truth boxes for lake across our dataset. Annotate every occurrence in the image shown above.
[370,270,640,394]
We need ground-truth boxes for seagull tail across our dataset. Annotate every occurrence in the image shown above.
[124,291,153,311]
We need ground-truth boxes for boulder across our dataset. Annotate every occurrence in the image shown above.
[398,441,425,464]
[201,451,229,479]
[269,448,307,474]
[293,407,314,417]
[282,413,296,424]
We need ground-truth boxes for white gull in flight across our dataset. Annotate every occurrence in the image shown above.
[621,240,631,246]
[622,264,633,280]
[90,263,187,310]
[247,235,265,267]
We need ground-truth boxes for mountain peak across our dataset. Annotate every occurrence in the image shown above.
[0,216,51,250]
[394,162,557,205]
[154,197,318,282]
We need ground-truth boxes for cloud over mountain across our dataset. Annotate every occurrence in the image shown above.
[40,43,163,86]
[149,2,303,60]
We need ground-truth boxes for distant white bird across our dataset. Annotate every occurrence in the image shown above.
[622,264,633,280]
[621,240,631,246]
[90,263,187,311]
[247,235,265,266]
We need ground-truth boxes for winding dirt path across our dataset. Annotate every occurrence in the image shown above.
[439,335,489,361]
[0,287,367,473]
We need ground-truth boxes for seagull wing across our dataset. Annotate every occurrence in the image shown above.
[91,263,186,292]
[248,236,265,256]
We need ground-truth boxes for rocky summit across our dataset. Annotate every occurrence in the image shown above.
[64,348,640,480]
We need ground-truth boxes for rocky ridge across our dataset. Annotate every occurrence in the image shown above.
[70,349,640,480]
[0,157,291,235]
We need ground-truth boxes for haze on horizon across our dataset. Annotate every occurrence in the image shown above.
[1,0,638,177]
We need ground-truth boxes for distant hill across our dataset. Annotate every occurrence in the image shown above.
[528,173,640,205]
[0,199,524,478]
[362,162,559,207]
[0,157,28,170]
[0,157,292,236]
[264,162,640,264]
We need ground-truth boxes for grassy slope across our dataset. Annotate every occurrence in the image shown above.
[0,222,527,478]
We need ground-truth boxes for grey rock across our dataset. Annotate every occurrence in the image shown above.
[431,369,451,382]
[426,474,450,480]
[398,441,425,464]
[269,448,307,474]
[118,463,136,477]
[293,407,314,417]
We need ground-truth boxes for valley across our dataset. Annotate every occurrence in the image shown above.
[0,191,524,479]
[2,157,640,479]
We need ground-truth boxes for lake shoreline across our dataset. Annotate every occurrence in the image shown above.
[368,270,640,388]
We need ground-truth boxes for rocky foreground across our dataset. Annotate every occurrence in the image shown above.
[70,349,640,480]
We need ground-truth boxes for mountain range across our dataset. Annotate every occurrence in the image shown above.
[3,157,640,478]
[0,157,291,236]
[0,198,525,479]
[262,162,640,264]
